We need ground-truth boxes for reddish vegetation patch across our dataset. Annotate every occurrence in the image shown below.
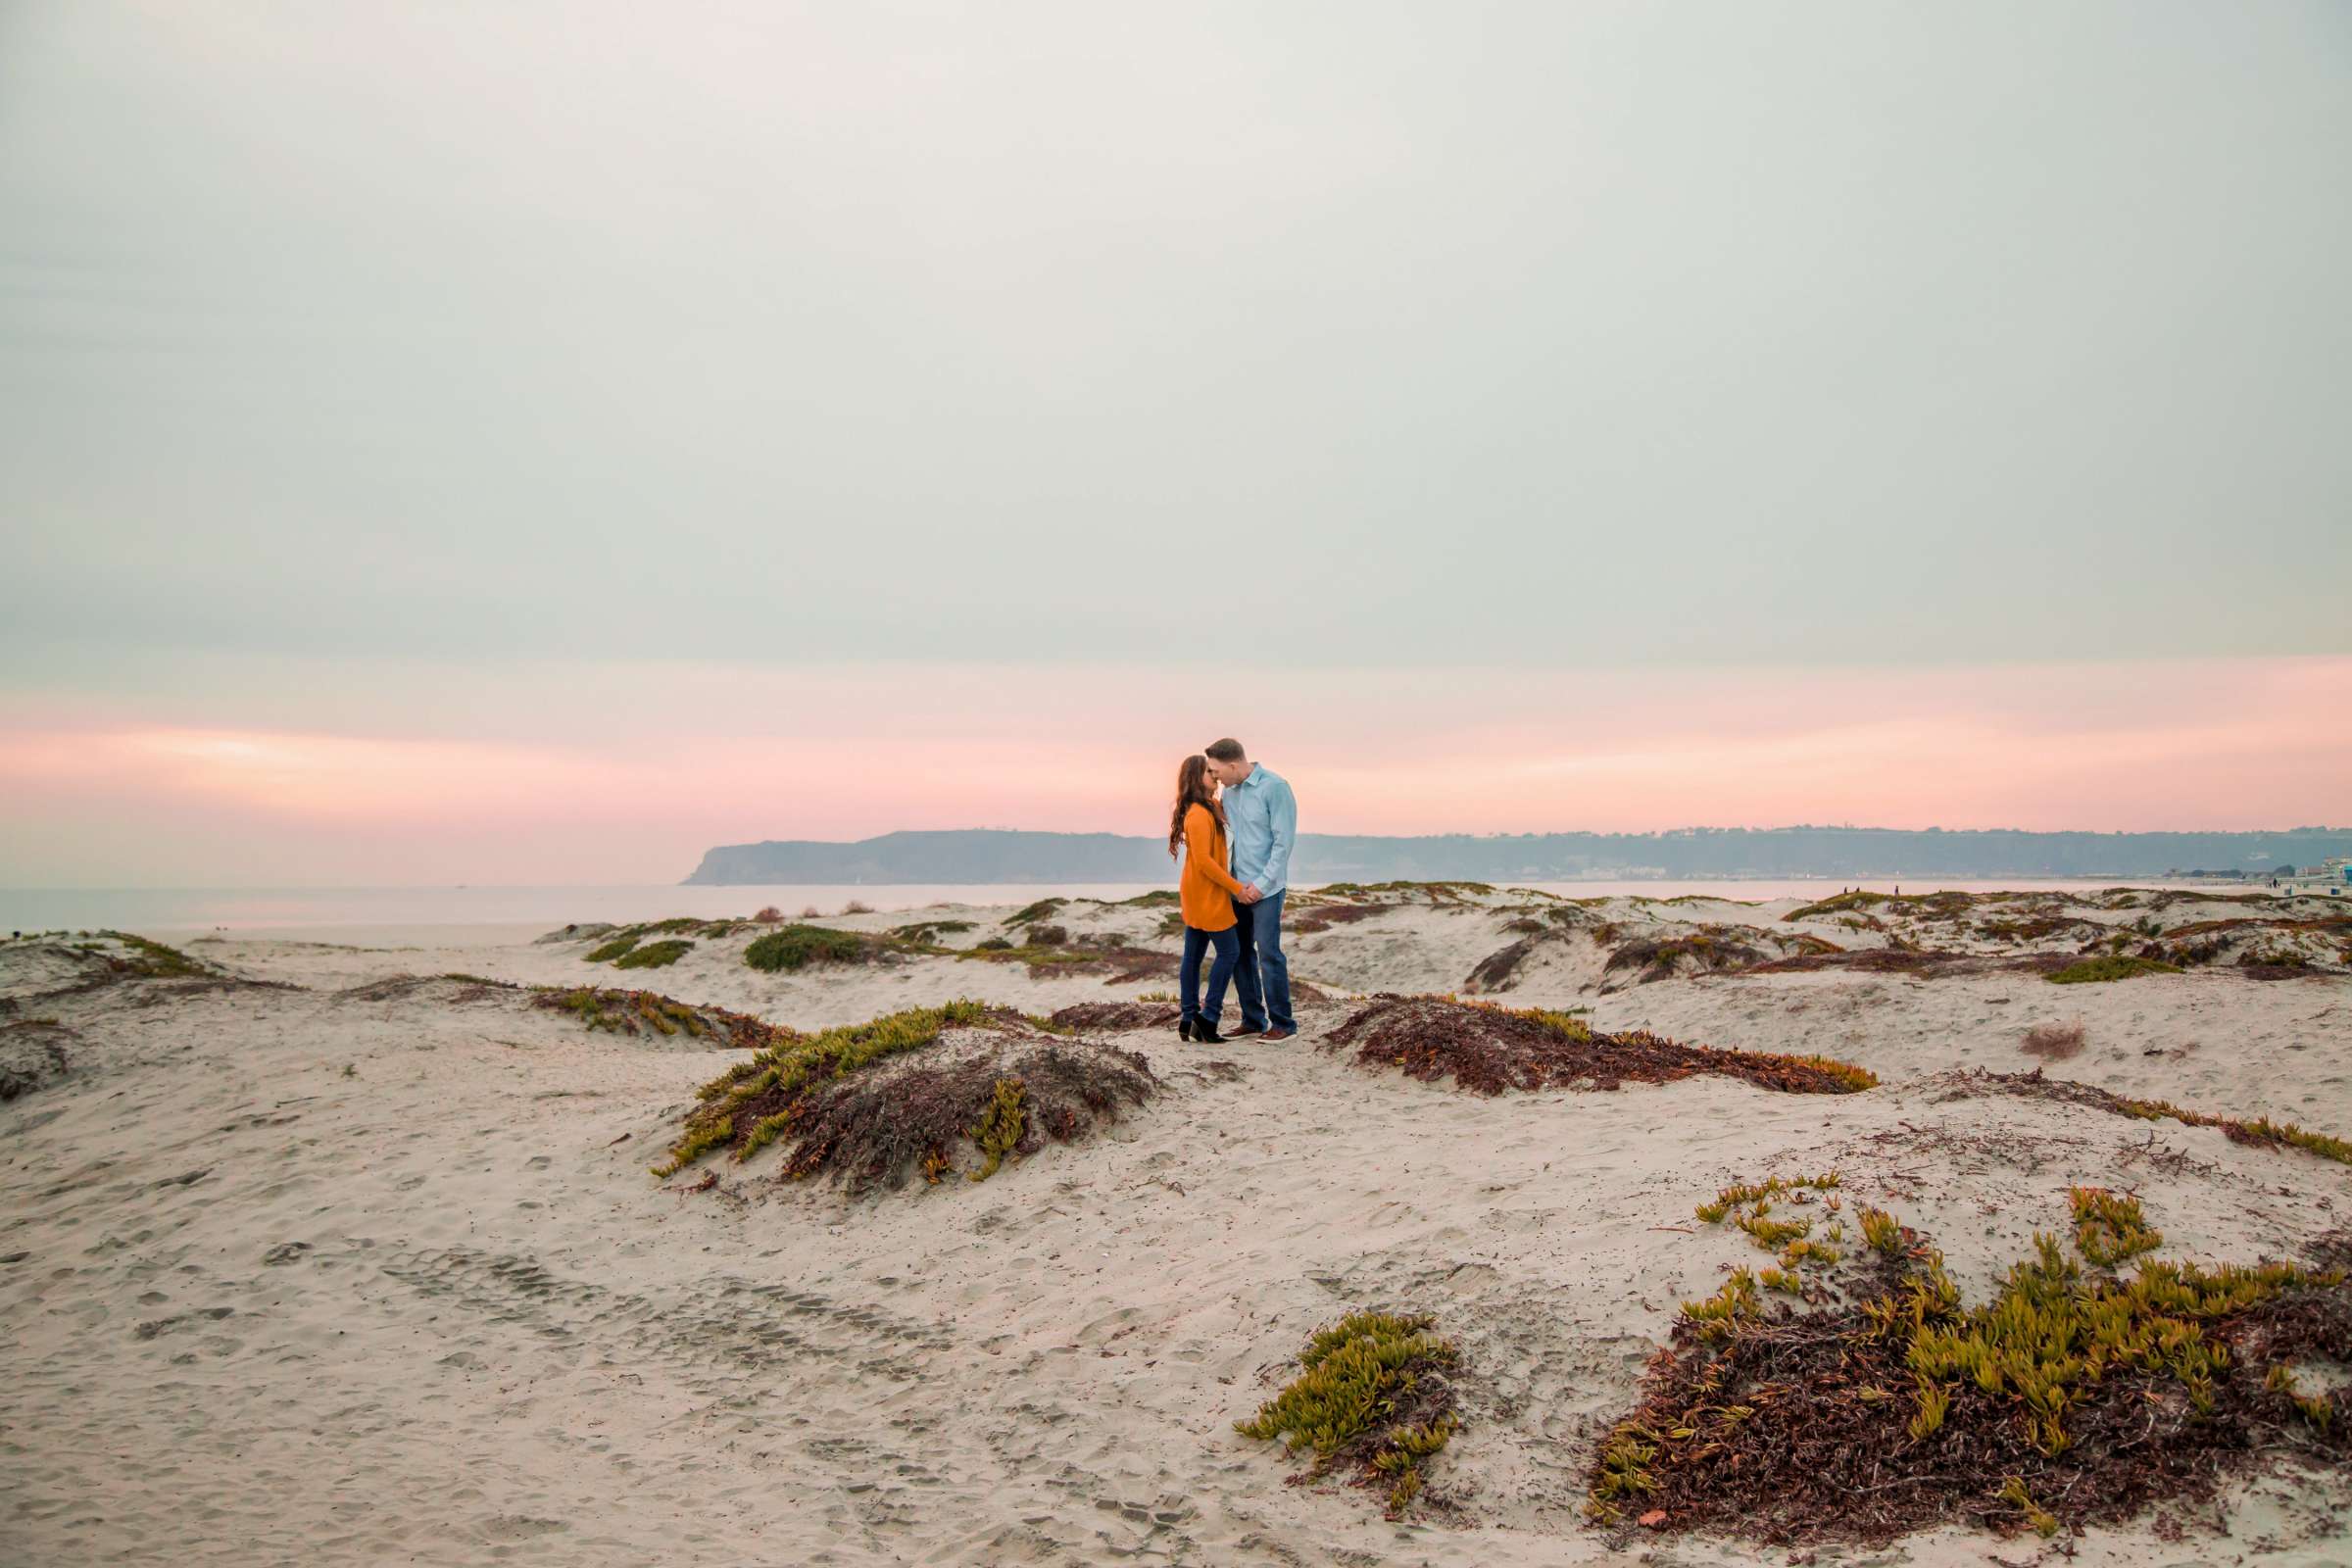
[1322,994,1876,1097]
[959,941,1179,983]
[1972,914,2108,944]
[782,1038,1158,1194]
[1602,932,1769,983]
[1049,1001,1182,1032]
[1595,1246,2352,1546]
[2019,1020,2087,1061]
[1743,950,2069,978]
[2129,915,2352,976]
[1464,934,1556,991]
[1102,949,1182,984]
[1292,903,1385,935]
[2132,888,2304,912]
[2163,914,2352,941]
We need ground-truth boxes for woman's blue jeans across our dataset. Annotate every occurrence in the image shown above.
[1180,922,1240,1028]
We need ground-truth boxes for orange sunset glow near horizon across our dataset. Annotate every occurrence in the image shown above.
[4,655,2344,888]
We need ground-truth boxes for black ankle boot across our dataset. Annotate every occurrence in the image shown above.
[1177,1017,1195,1041]
[1193,1021,1227,1045]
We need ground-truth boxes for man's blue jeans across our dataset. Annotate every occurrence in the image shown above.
[1230,889,1294,1032]
[1179,922,1239,1028]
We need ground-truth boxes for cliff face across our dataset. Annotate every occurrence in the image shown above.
[680,827,2352,885]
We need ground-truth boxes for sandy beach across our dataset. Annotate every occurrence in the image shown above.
[4,884,2348,1565]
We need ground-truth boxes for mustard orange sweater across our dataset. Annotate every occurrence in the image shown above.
[1179,803,1244,930]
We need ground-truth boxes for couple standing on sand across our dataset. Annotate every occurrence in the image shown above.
[1167,738,1297,1045]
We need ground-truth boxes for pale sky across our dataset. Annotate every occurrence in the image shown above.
[2,3,2347,885]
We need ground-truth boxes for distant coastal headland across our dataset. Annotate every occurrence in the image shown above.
[682,826,2352,886]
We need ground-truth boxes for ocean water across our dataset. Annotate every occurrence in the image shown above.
[0,877,2219,948]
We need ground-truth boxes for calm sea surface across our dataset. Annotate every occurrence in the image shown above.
[0,878,2225,948]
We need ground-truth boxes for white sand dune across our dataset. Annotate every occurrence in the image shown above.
[3,891,2347,1564]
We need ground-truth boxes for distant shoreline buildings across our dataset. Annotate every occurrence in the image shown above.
[2270,858,2352,899]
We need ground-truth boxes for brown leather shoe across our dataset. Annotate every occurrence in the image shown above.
[1260,1027,1296,1043]
[1226,1023,1265,1038]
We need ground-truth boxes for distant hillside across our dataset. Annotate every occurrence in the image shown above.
[681,826,2352,885]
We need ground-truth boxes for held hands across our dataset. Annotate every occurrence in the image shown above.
[1238,883,1263,904]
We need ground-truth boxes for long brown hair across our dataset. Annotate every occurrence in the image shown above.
[1168,754,1226,858]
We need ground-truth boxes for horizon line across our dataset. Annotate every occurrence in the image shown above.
[717,822,2352,843]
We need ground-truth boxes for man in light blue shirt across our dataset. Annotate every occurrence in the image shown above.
[1204,738,1298,1040]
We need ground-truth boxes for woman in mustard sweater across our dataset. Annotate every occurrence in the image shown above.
[1168,754,1248,1042]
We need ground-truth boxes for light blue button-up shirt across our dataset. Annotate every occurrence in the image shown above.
[1225,763,1297,897]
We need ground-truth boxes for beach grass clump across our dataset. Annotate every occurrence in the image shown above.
[955,939,1179,982]
[95,931,216,980]
[1003,898,1068,927]
[1695,1174,1847,1292]
[1308,879,1495,903]
[1047,1000,1183,1033]
[2047,955,2181,985]
[1782,890,1984,925]
[1461,926,1590,991]
[2116,1097,2352,1167]
[659,1000,991,1172]
[760,1035,1156,1193]
[892,919,974,944]
[1784,891,1892,921]
[1585,1197,2352,1544]
[2268,1363,2339,1432]
[1694,1172,1841,1225]
[957,941,1095,968]
[26,930,239,993]
[1976,913,2106,946]
[654,1000,1157,1189]
[1939,1067,2352,1171]
[743,923,873,972]
[1237,1310,1461,1517]
[1740,948,2028,979]
[1996,1476,2060,1538]
[0,1017,75,1102]
[966,1077,1025,1180]
[530,986,797,1052]
[1783,891,1928,922]
[578,918,753,962]
[2019,1020,2086,1061]
[613,938,692,970]
[1323,994,1875,1098]
[1602,929,1769,984]
[1679,1269,1763,1345]
[1291,903,1386,936]
[2071,1187,2163,1269]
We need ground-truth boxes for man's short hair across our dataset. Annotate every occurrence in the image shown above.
[1204,738,1247,763]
